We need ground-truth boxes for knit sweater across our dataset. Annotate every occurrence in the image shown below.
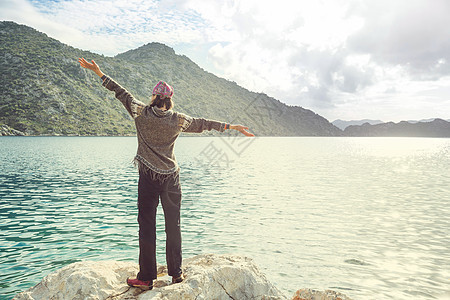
[102,76,228,181]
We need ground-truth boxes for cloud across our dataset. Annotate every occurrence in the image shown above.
[200,0,373,107]
[1,0,208,56]
[0,0,84,43]
[192,0,450,121]
[347,0,450,78]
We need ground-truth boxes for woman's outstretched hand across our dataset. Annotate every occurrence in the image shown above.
[230,125,255,137]
[78,58,104,78]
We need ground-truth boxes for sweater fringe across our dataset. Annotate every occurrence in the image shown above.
[133,158,180,185]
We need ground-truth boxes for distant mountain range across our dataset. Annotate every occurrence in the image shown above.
[343,119,450,137]
[0,21,448,138]
[0,21,340,137]
[407,118,450,124]
[332,118,450,130]
[332,119,384,130]
[332,118,450,137]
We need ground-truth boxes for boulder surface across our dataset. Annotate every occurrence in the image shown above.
[292,288,353,300]
[14,254,286,300]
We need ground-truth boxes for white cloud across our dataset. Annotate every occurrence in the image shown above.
[348,0,450,76]
[0,0,85,44]
[191,0,450,121]
[2,0,208,56]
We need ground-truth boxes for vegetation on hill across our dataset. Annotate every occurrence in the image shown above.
[0,21,341,136]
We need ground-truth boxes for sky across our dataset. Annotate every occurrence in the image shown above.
[1,0,450,122]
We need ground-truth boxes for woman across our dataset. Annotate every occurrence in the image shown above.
[78,58,254,290]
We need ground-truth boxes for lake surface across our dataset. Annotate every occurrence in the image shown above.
[1,136,449,299]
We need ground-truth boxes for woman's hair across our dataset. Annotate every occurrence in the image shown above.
[150,95,174,110]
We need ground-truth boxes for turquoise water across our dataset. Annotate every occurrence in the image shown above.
[1,136,449,299]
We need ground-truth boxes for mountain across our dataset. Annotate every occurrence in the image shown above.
[343,119,450,137]
[0,21,341,136]
[406,118,450,124]
[332,119,384,130]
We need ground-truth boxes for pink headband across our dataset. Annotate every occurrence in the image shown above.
[152,81,174,99]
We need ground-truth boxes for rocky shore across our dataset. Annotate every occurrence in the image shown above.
[0,124,26,136]
[14,254,352,300]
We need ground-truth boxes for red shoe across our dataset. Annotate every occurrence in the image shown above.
[127,277,153,290]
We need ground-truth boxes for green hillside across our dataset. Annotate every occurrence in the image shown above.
[0,21,341,136]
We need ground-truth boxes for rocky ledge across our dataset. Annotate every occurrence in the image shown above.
[1,124,26,136]
[14,254,352,300]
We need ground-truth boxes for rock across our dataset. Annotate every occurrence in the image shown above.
[14,254,286,300]
[292,288,353,300]
[1,124,26,136]
[13,260,138,300]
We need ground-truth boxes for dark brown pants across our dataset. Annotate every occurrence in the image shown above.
[136,170,182,281]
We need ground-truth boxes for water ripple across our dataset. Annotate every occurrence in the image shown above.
[1,137,449,299]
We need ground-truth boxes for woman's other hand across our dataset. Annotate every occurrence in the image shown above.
[230,124,255,137]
